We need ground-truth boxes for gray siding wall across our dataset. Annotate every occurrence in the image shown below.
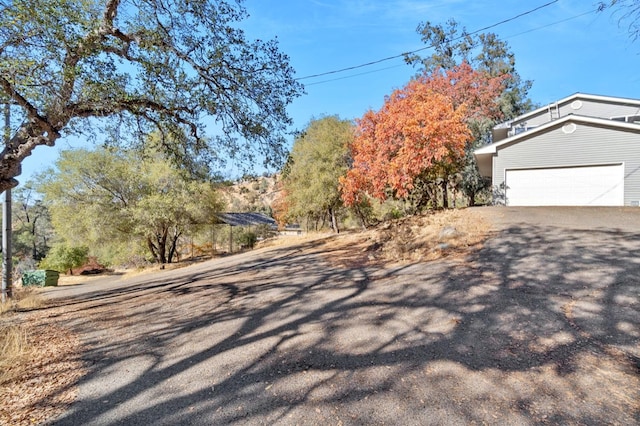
[492,123,640,205]
[511,98,640,129]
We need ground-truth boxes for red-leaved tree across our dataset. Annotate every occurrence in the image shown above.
[340,89,470,207]
[423,61,508,121]
[341,62,507,210]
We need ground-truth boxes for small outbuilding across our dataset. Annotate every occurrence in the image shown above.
[475,93,640,206]
[214,212,277,253]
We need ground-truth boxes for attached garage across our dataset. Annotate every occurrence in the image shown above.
[475,111,640,207]
[504,164,624,206]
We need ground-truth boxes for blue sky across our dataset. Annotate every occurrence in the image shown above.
[19,0,640,181]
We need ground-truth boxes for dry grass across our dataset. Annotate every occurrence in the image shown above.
[317,208,491,268]
[0,288,83,425]
[255,232,333,250]
[0,287,46,314]
[0,288,46,386]
[14,289,45,311]
[0,324,31,385]
[0,311,83,425]
[375,208,490,263]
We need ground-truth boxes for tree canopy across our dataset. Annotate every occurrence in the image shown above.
[0,0,303,191]
[341,61,509,210]
[405,19,532,120]
[40,148,225,264]
[39,244,89,275]
[12,183,52,261]
[404,20,533,205]
[280,116,353,233]
[340,86,471,208]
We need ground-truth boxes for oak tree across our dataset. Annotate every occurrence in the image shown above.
[12,183,52,261]
[281,116,353,233]
[405,20,533,205]
[340,87,471,210]
[40,148,225,265]
[0,0,303,191]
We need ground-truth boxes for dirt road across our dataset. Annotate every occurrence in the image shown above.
[44,207,640,425]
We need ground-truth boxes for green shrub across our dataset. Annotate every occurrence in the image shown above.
[236,230,258,249]
[39,244,89,275]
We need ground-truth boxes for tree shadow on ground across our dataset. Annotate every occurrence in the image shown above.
[46,223,640,425]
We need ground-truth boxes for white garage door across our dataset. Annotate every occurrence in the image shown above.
[505,164,624,206]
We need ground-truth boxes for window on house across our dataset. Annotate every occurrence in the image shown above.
[610,115,640,123]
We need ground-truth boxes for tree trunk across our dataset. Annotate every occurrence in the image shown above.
[167,239,176,263]
[147,236,159,262]
[157,230,167,264]
[354,205,368,230]
[167,230,181,264]
[0,108,64,193]
[468,190,477,207]
[451,184,457,209]
[31,217,38,260]
[329,207,339,233]
[441,178,449,209]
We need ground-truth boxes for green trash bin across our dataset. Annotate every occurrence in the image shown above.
[22,270,60,287]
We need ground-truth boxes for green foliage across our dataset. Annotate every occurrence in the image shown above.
[350,196,377,229]
[460,139,492,206]
[39,147,225,265]
[254,224,277,240]
[39,244,88,274]
[405,19,533,120]
[0,0,303,192]
[282,116,354,232]
[10,183,52,261]
[235,229,258,250]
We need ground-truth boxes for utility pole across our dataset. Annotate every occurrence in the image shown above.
[1,101,11,302]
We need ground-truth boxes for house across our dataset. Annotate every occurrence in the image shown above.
[474,93,640,206]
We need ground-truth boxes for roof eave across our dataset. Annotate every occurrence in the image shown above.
[475,115,640,174]
[493,92,640,129]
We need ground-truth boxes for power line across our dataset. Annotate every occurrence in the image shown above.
[298,7,599,87]
[304,64,406,87]
[504,9,597,39]
[295,0,559,81]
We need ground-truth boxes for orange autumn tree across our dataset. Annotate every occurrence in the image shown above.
[415,62,508,207]
[270,184,290,228]
[341,89,471,209]
[423,61,507,121]
[341,62,507,210]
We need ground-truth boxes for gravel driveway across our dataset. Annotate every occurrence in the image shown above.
[44,207,640,425]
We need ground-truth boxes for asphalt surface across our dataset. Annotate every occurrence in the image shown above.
[43,207,640,425]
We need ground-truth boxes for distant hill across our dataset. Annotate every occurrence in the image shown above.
[218,174,280,214]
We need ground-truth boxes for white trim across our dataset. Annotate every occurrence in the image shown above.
[496,93,640,126]
[475,114,640,156]
[504,161,623,173]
